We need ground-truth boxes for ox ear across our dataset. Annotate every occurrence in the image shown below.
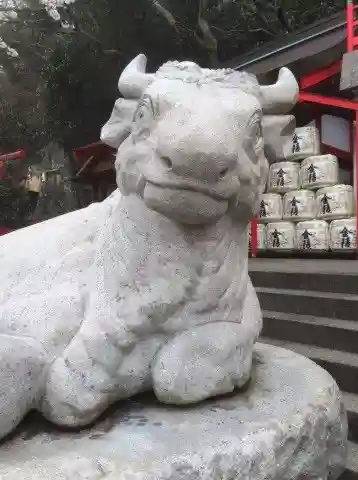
[100,98,137,149]
[262,114,296,163]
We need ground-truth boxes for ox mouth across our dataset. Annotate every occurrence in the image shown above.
[142,182,231,224]
[143,178,237,202]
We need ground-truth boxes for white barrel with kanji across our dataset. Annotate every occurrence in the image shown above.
[329,217,357,251]
[316,184,354,220]
[258,193,282,223]
[296,220,329,251]
[266,222,296,251]
[283,190,316,222]
[268,161,300,194]
[249,223,266,251]
[289,127,320,161]
[300,154,338,190]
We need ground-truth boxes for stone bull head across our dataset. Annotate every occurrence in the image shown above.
[101,54,298,225]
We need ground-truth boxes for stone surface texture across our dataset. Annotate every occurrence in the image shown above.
[0,344,348,480]
[0,54,299,438]
[340,50,358,92]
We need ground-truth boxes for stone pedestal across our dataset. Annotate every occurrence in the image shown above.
[0,344,347,480]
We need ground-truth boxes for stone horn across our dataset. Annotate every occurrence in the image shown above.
[260,67,299,115]
[118,54,155,99]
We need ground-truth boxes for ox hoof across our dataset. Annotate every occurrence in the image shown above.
[151,322,253,405]
[41,356,111,428]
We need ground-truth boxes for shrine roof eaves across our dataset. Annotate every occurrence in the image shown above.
[223,11,346,76]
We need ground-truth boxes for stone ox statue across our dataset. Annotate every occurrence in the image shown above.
[0,54,298,439]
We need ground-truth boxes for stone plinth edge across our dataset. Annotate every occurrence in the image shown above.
[0,343,347,480]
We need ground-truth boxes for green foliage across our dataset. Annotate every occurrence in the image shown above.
[43,37,115,147]
[40,0,214,147]
[287,0,345,29]
[0,0,347,153]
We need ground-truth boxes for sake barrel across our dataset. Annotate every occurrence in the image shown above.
[268,161,300,193]
[266,222,296,251]
[329,217,357,251]
[296,220,329,251]
[289,127,320,161]
[249,223,266,251]
[316,184,354,220]
[300,154,338,190]
[259,193,282,223]
[283,190,316,222]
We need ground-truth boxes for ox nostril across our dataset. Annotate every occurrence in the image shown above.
[219,167,229,179]
[161,156,173,170]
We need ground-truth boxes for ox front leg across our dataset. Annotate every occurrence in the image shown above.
[151,321,255,405]
[0,334,49,439]
[40,321,124,428]
[40,316,165,428]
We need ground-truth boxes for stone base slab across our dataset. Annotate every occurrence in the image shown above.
[0,343,347,479]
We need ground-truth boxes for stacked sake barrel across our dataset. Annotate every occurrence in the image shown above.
[301,159,356,252]
[255,126,356,253]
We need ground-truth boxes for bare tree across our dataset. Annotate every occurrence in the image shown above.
[145,0,298,65]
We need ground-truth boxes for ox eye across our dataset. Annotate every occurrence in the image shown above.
[252,121,263,151]
[134,95,155,129]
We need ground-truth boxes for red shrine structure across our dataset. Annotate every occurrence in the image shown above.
[248,1,358,257]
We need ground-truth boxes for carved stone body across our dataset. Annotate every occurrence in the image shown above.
[0,55,298,439]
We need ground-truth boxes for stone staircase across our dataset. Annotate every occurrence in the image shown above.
[250,258,358,480]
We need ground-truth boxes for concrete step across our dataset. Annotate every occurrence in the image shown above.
[257,287,358,321]
[262,311,358,354]
[341,441,358,479]
[259,338,358,395]
[250,269,358,295]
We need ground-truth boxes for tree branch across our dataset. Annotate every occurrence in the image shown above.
[149,0,177,27]
[195,0,218,64]
[211,25,243,35]
[249,27,276,37]
[0,5,42,13]
[62,6,98,43]
[277,0,293,32]
[62,4,121,56]
[254,0,293,33]
[255,8,280,36]
[3,38,47,61]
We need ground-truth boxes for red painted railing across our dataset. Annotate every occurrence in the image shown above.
[347,0,358,52]
[0,150,26,180]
